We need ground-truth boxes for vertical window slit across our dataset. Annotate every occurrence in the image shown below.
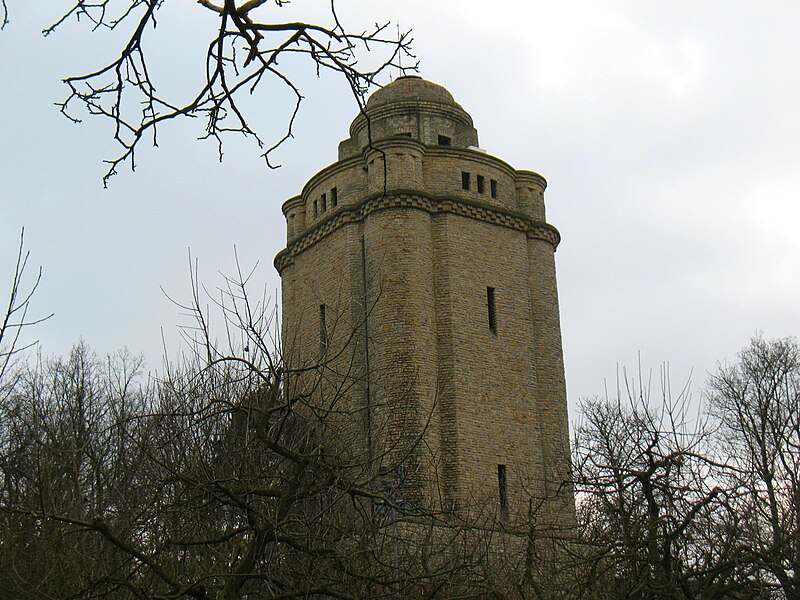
[319,304,328,351]
[477,175,485,194]
[461,171,471,191]
[321,193,327,213]
[487,287,497,334]
[331,187,338,207]
[498,464,508,515]
[490,179,498,198]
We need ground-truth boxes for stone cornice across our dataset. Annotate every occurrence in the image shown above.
[274,192,560,274]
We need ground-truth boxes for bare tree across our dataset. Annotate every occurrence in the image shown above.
[708,336,800,600]
[571,367,761,600]
[0,262,507,599]
[0,342,149,598]
[0,229,51,395]
[29,0,416,186]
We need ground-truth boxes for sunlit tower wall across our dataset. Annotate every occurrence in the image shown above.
[274,76,573,531]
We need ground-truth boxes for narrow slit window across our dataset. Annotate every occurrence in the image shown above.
[477,175,485,194]
[461,171,471,191]
[487,287,497,334]
[498,464,508,514]
[331,187,338,207]
[438,135,452,146]
[397,132,412,137]
[313,200,318,218]
[319,304,328,351]
[490,179,498,198]
[321,193,327,213]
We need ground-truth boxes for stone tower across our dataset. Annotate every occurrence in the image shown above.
[275,76,572,530]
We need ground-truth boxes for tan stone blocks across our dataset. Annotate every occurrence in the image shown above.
[275,77,574,531]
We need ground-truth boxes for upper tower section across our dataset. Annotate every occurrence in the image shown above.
[338,75,479,159]
[278,76,554,250]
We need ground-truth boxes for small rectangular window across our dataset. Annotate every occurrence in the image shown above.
[461,171,471,191]
[487,287,497,334]
[313,199,318,218]
[438,135,452,146]
[498,464,508,514]
[319,304,328,351]
[490,179,498,198]
[331,187,338,207]
[477,175,485,194]
[321,193,327,213]
[397,132,412,137]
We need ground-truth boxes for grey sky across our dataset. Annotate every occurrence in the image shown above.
[1,1,798,415]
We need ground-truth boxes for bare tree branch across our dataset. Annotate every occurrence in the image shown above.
[40,1,417,186]
[0,259,523,599]
[0,228,52,389]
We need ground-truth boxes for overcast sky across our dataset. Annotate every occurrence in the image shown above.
[1,1,798,416]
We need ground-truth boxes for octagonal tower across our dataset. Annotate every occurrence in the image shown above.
[275,76,573,530]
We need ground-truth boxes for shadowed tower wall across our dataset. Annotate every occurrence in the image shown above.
[275,76,574,529]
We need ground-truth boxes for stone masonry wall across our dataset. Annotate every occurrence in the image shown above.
[276,77,573,532]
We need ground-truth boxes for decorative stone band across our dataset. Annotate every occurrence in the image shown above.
[274,192,561,274]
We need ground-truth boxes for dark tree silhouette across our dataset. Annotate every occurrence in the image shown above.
[0,263,507,600]
[571,366,770,600]
[708,337,800,600]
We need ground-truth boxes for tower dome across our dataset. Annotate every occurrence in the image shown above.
[339,75,479,158]
[364,75,462,111]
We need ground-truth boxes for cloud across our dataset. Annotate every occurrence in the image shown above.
[2,0,798,411]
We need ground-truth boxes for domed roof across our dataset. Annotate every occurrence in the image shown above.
[365,76,463,111]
